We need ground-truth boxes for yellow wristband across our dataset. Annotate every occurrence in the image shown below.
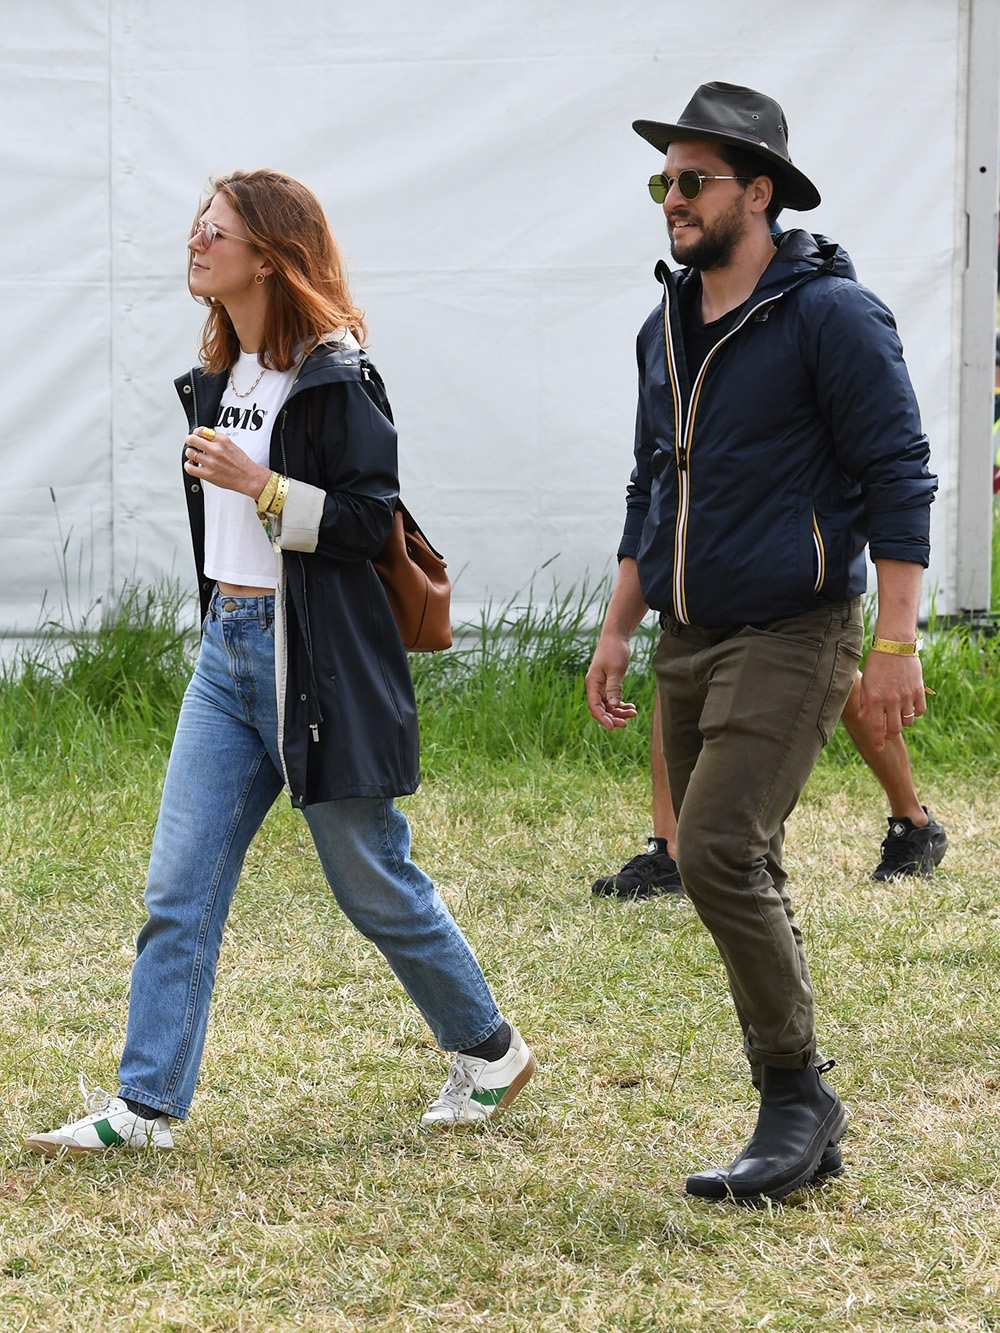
[870,636,921,656]
[256,472,279,515]
[267,474,290,517]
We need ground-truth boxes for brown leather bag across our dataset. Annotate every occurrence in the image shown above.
[304,375,451,652]
[373,501,452,652]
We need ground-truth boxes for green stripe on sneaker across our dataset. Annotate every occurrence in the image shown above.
[471,1087,507,1107]
[94,1118,125,1147]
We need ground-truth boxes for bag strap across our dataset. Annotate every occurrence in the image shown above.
[305,365,423,538]
[395,501,445,559]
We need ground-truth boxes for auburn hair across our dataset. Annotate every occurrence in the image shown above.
[191,169,368,374]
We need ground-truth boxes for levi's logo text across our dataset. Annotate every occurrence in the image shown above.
[217,403,266,432]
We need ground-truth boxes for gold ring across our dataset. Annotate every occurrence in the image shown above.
[199,427,216,440]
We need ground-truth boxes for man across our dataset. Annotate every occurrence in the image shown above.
[591,679,947,899]
[585,82,937,1201]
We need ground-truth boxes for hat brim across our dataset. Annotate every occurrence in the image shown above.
[632,119,821,212]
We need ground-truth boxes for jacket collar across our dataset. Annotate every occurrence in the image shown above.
[655,228,857,309]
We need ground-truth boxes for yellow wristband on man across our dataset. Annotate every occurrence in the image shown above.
[870,636,922,656]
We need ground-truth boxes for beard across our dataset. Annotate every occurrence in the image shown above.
[668,194,748,271]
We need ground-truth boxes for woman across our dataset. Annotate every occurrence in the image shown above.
[27,170,534,1155]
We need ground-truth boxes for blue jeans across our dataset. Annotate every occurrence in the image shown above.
[118,593,501,1119]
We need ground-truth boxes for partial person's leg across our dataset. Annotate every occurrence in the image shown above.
[118,605,284,1118]
[650,694,678,853]
[305,796,500,1050]
[304,796,534,1125]
[839,671,948,878]
[840,672,924,821]
[591,695,683,899]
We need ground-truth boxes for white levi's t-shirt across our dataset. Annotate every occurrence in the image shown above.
[202,350,299,587]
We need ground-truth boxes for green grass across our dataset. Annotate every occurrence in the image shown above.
[1,584,1000,1331]
[410,582,659,777]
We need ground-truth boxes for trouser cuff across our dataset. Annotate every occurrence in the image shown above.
[744,1036,817,1070]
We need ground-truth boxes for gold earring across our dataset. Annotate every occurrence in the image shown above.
[254,273,266,285]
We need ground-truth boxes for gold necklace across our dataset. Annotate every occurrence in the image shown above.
[229,361,268,398]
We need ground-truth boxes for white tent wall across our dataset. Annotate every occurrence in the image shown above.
[1,1,994,640]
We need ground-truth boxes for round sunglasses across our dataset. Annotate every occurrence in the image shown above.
[647,170,751,204]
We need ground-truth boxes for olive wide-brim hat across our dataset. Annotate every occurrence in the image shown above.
[633,81,820,211]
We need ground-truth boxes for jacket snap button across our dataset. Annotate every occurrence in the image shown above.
[182,384,192,394]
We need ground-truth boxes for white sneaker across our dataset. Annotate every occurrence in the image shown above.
[25,1074,174,1157]
[422,1027,536,1128]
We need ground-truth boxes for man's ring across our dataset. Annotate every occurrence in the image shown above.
[902,711,916,719]
[199,427,216,440]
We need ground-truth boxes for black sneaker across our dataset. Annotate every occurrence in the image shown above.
[870,807,948,881]
[591,838,684,899]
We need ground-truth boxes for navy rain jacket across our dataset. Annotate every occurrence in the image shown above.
[618,229,937,627]
[176,341,419,808]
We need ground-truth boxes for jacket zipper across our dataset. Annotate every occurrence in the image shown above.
[661,282,785,623]
[278,406,321,746]
[185,372,196,430]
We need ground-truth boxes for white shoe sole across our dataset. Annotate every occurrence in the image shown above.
[25,1136,174,1158]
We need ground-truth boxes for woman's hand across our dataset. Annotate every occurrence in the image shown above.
[184,427,272,501]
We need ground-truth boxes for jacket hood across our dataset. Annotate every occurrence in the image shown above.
[769,229,856,280]
[287,335,366,398]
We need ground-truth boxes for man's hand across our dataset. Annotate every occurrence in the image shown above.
[857,650,926,751]
[859,557,928,751]
[585,635,639,729]
[585,557,649,730]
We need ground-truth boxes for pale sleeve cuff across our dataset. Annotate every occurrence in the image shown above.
[272,479,325,552]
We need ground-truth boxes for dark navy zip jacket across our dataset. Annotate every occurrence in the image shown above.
[618,230,937,627]
[175,341,419,808]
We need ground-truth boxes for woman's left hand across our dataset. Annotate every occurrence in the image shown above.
[183,427,271,500]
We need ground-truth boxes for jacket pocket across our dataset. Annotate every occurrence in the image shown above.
[811,509,826,594]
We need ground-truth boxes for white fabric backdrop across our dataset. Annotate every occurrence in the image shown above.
[0,1,964,636]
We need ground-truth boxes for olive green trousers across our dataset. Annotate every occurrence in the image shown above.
[653,599,863,1068]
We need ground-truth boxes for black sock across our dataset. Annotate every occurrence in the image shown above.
[460,1020,511,1063]
[123,1097,167,1122]
[647,836,669,854]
